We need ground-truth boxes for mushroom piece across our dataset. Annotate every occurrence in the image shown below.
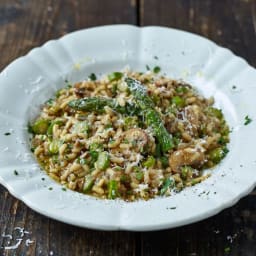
[169,147,205,173]
[123,128,148,152]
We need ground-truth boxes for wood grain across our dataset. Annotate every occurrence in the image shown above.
[0,0,256,255]
[140,0,256,67]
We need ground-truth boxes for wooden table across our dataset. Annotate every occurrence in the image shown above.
[0,0,256,255]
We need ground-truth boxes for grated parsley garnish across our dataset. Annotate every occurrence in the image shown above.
[244,115,252,125]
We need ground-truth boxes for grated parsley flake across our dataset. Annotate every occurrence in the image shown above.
[244,115,252,125]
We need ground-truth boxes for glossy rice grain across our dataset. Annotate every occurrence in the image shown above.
[30,71,230,201]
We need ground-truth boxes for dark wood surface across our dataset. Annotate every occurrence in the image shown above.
[0,0,256,255]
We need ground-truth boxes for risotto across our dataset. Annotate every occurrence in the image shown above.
[29,71,229,201]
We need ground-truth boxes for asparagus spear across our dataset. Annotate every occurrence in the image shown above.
[125,77,174,152]
[124,77,154,109]
[69,97,140,116]
[68,97,126,113]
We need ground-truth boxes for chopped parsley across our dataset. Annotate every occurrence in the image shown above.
[45,98,54,106]
[146,64,150,71]
[153,66,161,74]
[232,85,237,89]
[14,170,19,176]
[41,177,45,181]
[62,187,67,191]
[48,187,53,190]
[135,171,144,181]
[244,115,252,125]
[153,56,159,60]
[166,206,177,210]
[4,132,11,136]
[89,73,97,81]
[64,79,72,88]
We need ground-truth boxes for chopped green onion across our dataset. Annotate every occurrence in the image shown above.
[108,180,118,199]
[89,151,99,167]
[209,147,229,164]
[83,176,94,193]
[108,72,123,82]
[96,151,110,171]
[143,156,156,168]
[160,178,174,196]
[48,140,61,154]
[31,119,50,134]
[171,96,185,108]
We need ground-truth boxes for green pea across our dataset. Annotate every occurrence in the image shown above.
[31,119,50,134]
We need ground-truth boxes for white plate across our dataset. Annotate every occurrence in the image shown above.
[1,25,256,231]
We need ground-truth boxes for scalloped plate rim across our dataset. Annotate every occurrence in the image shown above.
[0,25,256,231]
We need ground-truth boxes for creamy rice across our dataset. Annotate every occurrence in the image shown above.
[29,71,229,201]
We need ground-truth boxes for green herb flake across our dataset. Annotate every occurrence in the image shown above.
[41,177,45,181]
[153,66,161,74]
[135,171,144,181]
[89,73,97,81]
[160,178,175,196]
[104,123,113,130]
[224,247,231,253]
[48,187,53,191]
[232,85,236,89]
[62,187,67,191]
[65,79,72,88]
[153,56,159,60]
[160,156,169,168]
[14,170,19,176]
[143,156,156,168]
[146,64,150,71]
[172,96,185,108]
[45,98,54,106]
[175,86,188,94]
[4,132,11,136]
[108,72,123,82]
[244,115,252,125]
[166,206,177,210]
